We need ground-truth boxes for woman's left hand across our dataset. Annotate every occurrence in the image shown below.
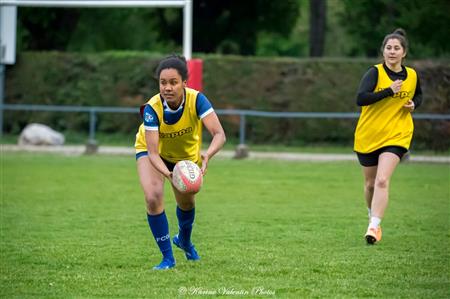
[201,153,209,176]
[403,100,415,112]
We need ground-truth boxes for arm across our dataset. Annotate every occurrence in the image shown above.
[145,130,172,179]
[201,112,226,174]
[412,77,423,109]
[403,76,423,112]
[142,104,171,179]
[356,67,394,106]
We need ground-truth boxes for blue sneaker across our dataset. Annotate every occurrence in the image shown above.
[173,234,200,261]
[152,258,175,270]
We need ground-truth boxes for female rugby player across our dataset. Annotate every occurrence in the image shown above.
[135,55,226,269]
[354,29,423,245]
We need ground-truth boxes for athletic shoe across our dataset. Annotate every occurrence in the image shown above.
[152,258,175,270]
[365,226,382,245]
[173,234,200,261]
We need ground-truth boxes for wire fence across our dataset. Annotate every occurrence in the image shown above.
[2,104,450,144]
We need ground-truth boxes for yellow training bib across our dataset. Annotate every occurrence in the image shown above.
[354,64,417,153]
[135,88,202,163]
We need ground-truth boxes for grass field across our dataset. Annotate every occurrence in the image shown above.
[1,153,449,298]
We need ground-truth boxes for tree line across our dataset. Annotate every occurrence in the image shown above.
[16,0,450,58]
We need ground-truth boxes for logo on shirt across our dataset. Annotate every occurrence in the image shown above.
[159,127,193,138]
[392,91,411,99]
[144,112,153,123]
[375,88,412,99]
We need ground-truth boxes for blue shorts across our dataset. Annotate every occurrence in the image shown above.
[356,146,407,167]
[135,151,176,171]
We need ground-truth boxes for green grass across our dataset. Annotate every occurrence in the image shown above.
[1,153,449,298]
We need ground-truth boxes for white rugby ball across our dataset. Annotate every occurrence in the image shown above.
[172,160,203,194]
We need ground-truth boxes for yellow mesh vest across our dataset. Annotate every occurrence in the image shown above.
[354,64,417,153]
[134,88,202,163]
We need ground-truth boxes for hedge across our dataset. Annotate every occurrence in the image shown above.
[4,52,450,150]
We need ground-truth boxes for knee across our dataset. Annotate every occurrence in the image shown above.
[176,194,196,211]
[365,181,375,193]
[375,176,389,189]
[145,191,164,213]
[178,200,195,211]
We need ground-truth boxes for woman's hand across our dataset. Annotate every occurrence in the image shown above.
[403,100,415,112]
[164,171,173,182]
[390,79,403,94]
[200,153,209,176]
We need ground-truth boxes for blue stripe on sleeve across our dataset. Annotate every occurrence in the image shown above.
[196,93,213,119]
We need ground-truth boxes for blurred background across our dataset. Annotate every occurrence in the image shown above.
[2,0,450,151]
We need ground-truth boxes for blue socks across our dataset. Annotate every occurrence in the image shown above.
[147,211,174,262]
[147,207,195,264]
[176,206,195,247]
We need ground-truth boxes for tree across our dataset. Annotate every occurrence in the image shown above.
[155,0,300,55]
[309,0,326,57]
[17,8,80,51]
[17,7,174,53]
[339,0,450,58]
[16,1,300,56]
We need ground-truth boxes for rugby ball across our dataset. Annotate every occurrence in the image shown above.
[172,160,203,194]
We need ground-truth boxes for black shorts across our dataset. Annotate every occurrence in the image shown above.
[356,146,408,167]
[162,157,176,172]
[135,151,176,171]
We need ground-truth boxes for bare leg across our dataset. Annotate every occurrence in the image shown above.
[362,165,377,216]
[371,152,401,218]
[172,184,196,211]
[137,156,165,215]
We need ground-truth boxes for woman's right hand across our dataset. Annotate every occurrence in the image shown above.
[165,171,173,181]
[390,79,403,94]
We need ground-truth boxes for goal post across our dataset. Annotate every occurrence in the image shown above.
[0,0,199,137]
[0,0,193,59]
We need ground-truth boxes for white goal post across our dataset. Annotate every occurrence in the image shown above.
[0,0,193,61]
[0,0,193,137]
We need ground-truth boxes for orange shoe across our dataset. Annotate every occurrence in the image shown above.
[365,226,382,244]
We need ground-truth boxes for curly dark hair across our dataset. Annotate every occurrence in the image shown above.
[155,54,188,81]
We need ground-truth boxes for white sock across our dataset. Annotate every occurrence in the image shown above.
[369,216,381,229]
[367,208,371,218]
